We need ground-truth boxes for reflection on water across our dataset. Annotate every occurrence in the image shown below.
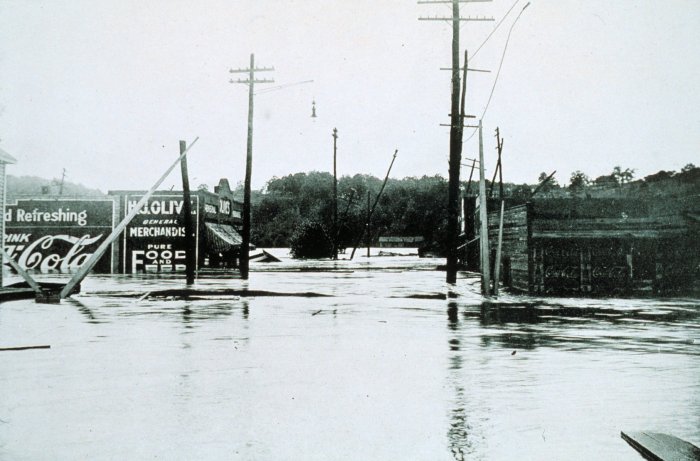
[447,301,472,461]
[0,249,698,460]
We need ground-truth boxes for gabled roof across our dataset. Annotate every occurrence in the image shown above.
[0,147,17,164]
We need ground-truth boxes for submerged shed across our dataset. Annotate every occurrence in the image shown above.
[474,197,699,296]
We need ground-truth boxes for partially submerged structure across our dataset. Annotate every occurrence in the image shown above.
[0,147,17,286]
[4,178,243,275]
[377,236,424,248]
[470,196,699,296]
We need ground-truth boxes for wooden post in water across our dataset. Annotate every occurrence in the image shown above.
[60,138,199,299]
[493,200,505,296]
[179,140,195,285]
[332,128,338,260]
[478,121,491,295]
[366,191,371,258]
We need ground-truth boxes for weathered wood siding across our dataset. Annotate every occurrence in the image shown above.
[487,204,529,292]
[529,198,698,295]
[530,198,688,238]
[482,197,699,296]
[0,163,5,286]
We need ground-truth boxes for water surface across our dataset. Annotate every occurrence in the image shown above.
[1,249,698,460]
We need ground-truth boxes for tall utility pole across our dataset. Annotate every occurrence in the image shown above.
[230,54,274,279]
[366,191,371,258]
[419,0,493,284]
[332,128,338,260]
[478,120,491,295]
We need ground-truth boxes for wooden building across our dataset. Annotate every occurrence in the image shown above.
[108,179,243,273]
[0,147,17,286]
[4,178,243,275]
[377,236,424,248]
[470,197,699,296]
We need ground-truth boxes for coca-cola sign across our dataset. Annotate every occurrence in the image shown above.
[4,199,115,273]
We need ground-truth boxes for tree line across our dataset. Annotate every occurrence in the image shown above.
[251,172,451,253]
[250,164,699,253]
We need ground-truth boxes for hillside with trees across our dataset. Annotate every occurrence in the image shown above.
[6,174,104,201]
[252,172,451,253]
[5,163,696,257]
[251,164,700,254]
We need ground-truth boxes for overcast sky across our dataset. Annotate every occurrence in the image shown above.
[1,0,698,192]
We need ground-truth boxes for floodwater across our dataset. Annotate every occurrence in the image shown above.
[1,249,698,460]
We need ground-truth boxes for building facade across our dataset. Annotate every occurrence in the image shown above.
[3,178,243,275]
[480,198,699,296]
[0,148,18,286]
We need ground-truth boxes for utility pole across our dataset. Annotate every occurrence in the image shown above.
[179,140,196,285]
[332,128,338,260]
[478,120,491,295]
[60,138,200,299]
[366,191,371,258]
[230,54,274,279]
[59,168,66,195]
[349,150,398,259]
[489,127,504,198]
[419,0,493,284]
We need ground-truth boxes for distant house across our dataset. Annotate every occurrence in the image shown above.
[377,236,424,248]
[0,147,18,286]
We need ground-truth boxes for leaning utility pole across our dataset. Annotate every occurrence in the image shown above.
[332,128,339,260]
[60,138,200,299]
[349,150,398,259]
[419,0,493,284]
[230,54,274,279]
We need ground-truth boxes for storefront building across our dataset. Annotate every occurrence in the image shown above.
[110,179,243,274]
[0,148,18,286]
[4,178,243,275]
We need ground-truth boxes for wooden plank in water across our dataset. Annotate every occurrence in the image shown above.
[0,345,51,352]
[0,287,37,302]
[621,431,700,461]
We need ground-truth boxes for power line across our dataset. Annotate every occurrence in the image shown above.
[464,1,530,144]
[255,79,314,95]
[420,0,493,284]
[471,0,521,60]
[229,54,274,279]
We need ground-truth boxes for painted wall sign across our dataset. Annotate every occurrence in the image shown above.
[219,198,231,216]
[4,199,115,273]
[534,241,631,294]
[123,195,199,273]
